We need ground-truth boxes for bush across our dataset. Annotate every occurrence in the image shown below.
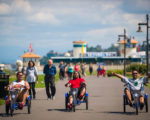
[107,69,123,76]
[126,64,146,75]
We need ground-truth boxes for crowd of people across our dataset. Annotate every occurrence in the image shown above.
[4,59,150,112]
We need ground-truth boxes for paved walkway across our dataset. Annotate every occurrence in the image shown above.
[0,76,150,120]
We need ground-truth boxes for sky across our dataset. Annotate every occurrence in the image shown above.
[0,0,150,64]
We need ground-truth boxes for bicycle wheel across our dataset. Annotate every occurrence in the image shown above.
[27,99,31,114]
[85,96,88,110]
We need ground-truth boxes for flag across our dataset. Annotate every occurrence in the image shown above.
[81,44,84,57]
[30,43,32,49]
[29,43,34,53]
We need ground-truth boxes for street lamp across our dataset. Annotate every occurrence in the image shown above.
[137,14,150,75]
[118,28,127,76]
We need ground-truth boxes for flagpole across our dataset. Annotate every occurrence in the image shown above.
[81,44,84,64]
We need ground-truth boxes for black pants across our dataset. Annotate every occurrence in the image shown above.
[59,71,65,80]
[29,82,36,98]
[68,72,73,80]
[89,68,93,75]
[45,75,56,98]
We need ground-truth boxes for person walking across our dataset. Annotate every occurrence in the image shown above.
[74,63,80,72]
[59,61,66,80]
[89,63,93,75]
[25,61,38,99]
[43,59,57,100]
[81,63,86,77]
[67,63,74,80]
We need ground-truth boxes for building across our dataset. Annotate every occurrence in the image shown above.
[21,52,41,67]
[73,41,87,57]
[118,37,138,58]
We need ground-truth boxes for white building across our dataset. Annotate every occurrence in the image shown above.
[118,38,138,58]
[73,41,87,57]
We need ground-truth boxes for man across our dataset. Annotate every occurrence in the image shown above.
[59,61,66,80]
[43,59,57,100]
[111,70,150,109]
[5,72,30,109]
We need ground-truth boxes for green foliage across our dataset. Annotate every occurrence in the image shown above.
[40,56,49,65]
[35,73,59,88]
[107,69,123,76]
[3,69,16,76]
[0,99,5,105]
[86,70,97,76]
[126,64,146,75]
[9,73,59,88]
[145,83,150,89]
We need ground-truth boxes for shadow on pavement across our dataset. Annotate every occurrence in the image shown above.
[0,112,28,117]
[47,108,89,112]
[102,111,136,115]
[33,98,48,100]
[48,109,67,112]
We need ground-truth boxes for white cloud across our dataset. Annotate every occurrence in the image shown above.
[0,3,10,14]
[28,12,60,24]
[11,0,32,13]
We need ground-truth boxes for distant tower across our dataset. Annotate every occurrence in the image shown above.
[73,41,87,57]
[118,37,138,57]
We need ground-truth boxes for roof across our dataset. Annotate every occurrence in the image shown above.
[73,41,87,44]
[119,38,138,44]
[21,52,41,58]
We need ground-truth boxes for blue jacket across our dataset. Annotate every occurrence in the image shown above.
[43,64,57,76]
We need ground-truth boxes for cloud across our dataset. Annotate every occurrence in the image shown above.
[11,0,32,13]
[28,12,60,24]
[0,3,10,14]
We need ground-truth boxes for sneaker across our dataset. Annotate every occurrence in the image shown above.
[52,96,55,100]
[33,95,36,99]
[79,95,84,100]
[140,103,144,110]
[19,102,24,109]
[128,101,133,107]
[68,104,72,109]
[47,98,51,100]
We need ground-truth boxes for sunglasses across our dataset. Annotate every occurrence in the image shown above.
[133,73,138,74]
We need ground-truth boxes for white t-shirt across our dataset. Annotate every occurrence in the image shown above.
[26,66,38,83]
[12,80,25,91]
[122,77,147,91]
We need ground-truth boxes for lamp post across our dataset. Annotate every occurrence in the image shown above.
[137,14,149,75]
[118,29,127,76]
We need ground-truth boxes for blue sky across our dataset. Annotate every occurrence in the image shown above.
[0,0,150,64]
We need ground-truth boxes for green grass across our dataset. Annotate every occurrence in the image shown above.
[0,99,5,105]
[85,70,97,76]
[35,73,59,88]
[8,73,60,88]
[145,83,150,89]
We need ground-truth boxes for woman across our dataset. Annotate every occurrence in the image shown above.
[25,61,38,99]
[65,71,86,108]
[81,63,86,77]
[67,63,74,80]
[74,63,80,72]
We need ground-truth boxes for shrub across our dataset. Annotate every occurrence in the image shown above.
[126,63,146,75]
[107,69,123,76]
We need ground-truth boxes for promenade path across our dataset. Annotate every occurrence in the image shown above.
[0,76,150,120]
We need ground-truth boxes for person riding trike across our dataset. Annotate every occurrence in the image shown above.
[110,70,150,115]
[5,72,31,116]
[65,71,88,112]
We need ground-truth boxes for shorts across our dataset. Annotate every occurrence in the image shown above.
[124,88,144,98]
[69,88,79,97]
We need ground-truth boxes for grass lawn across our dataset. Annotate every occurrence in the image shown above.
[145,83,150,89]
[9,73,60,88]
[0,99,5,105]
